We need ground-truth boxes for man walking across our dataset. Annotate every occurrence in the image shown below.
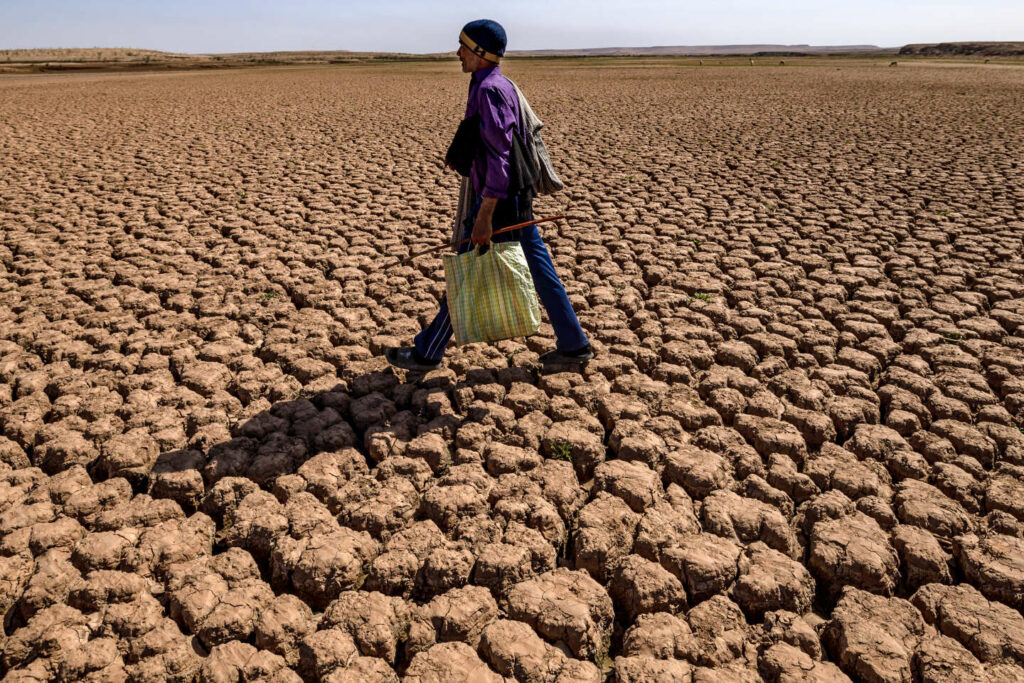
[386,19,593,371]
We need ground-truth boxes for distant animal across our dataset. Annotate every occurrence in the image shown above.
[698,59,703,66]
[779,60,785,65]
[889,61,898,67]
[984,59,990,63]
[749,58,754,66]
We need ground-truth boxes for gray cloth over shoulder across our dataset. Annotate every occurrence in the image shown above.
[451,79,564,246]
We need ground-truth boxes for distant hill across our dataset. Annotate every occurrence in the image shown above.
[899,42,1024,57]
[0,47,198,63]
[5,42,1019,75]
[509,44,889,57]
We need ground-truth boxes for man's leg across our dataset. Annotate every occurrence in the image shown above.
[387,199,481,370]
[517,224,591,353]
[413,296,453,363]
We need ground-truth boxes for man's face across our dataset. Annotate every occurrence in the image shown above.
[457,43,491,73]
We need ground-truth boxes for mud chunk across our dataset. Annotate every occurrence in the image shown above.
[891,524,951,590]
[809,512,899,601]
[702,489,799,558]
[732,542,814,621]
[296,628,360,681]
[782,403,838,448]
[913,635,987,683]
[126,513,216,578]
[662,445,732,500]
[150,449,206,512]
[165,548,275,649]
[760,642,850,682]
[364,520,446,598]
[633,487,700,562]
[894,478,973,541]
[335,475,419,541]
[716,340,759,371]
[822,588,925,683]
[542,420,606,481]
[953,532,1024,611]
[504,567,614,659]
[686,595,756,667]
[404,432,452,473]
[986,466,1024,521]
[472,542,534,598]
[95,427,161,488]
[795,490,854,536]
[484,442,542,477]
[404,641,502,683]
[855,495,899,531]
[608,420,668,470]
[763,456,818,507]
[761,610,822,660]
[621,611,698,661]
[911,583,1024,664]
[220,489,288,563]
[593,459,663,513]
[615,656,693,682]
[200,640,301,683]
[350,391,396,432]
[254,593,315,667]
[930,418,998,466]
[504,521,558,574]
[803,444,891,501]
[489,472,567,541]
[0,436,30,469]
[17,547,82,622]
[297,448,367,501]
[270,526,378,610]
[931,461,983,514]
[92,494,184,532]
[325,656,399,682]
[572,492,640,582]
[56,636,128,681]
[481,619,577,682]
[320,590,410,664]
[845,423,910,463]
[660,533,742,605]
[413,584,498,651]
[734,414,807,462]
[609,554,687,621]
[33,426,100,475]
[27,515,85,555]
[1,603,90,672]
[0,552,33,617]
[418,482,489,533]
[415,541,473,597]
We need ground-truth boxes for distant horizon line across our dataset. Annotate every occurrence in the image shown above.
[4,39,1019,57]
[10,40,1024,55]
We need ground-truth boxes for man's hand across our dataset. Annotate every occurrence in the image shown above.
[471,197,498,246]
[471,213,492,246]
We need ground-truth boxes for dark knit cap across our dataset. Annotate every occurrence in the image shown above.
[459,19,507,63]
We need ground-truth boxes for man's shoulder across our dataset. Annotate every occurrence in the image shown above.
[477,70,515,94]
[476,76,518,111]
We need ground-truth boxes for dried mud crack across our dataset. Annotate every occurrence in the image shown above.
[1,61,1024,682]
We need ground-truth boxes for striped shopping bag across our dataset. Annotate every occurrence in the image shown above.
[444,242,541,345]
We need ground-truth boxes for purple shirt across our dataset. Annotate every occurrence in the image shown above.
[466,65,521,199]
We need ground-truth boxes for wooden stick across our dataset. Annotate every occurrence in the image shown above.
[395,215,564,266]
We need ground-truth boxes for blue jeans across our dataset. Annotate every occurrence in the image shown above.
[414,196,589,361]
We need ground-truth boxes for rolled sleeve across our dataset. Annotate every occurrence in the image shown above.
[477,86,516,199]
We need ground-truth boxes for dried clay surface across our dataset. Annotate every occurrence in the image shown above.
[1,60,1024,681]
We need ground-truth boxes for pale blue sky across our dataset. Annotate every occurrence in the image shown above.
[1,0,1021,53]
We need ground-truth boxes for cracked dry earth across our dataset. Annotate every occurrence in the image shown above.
[1,60,1024,682]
